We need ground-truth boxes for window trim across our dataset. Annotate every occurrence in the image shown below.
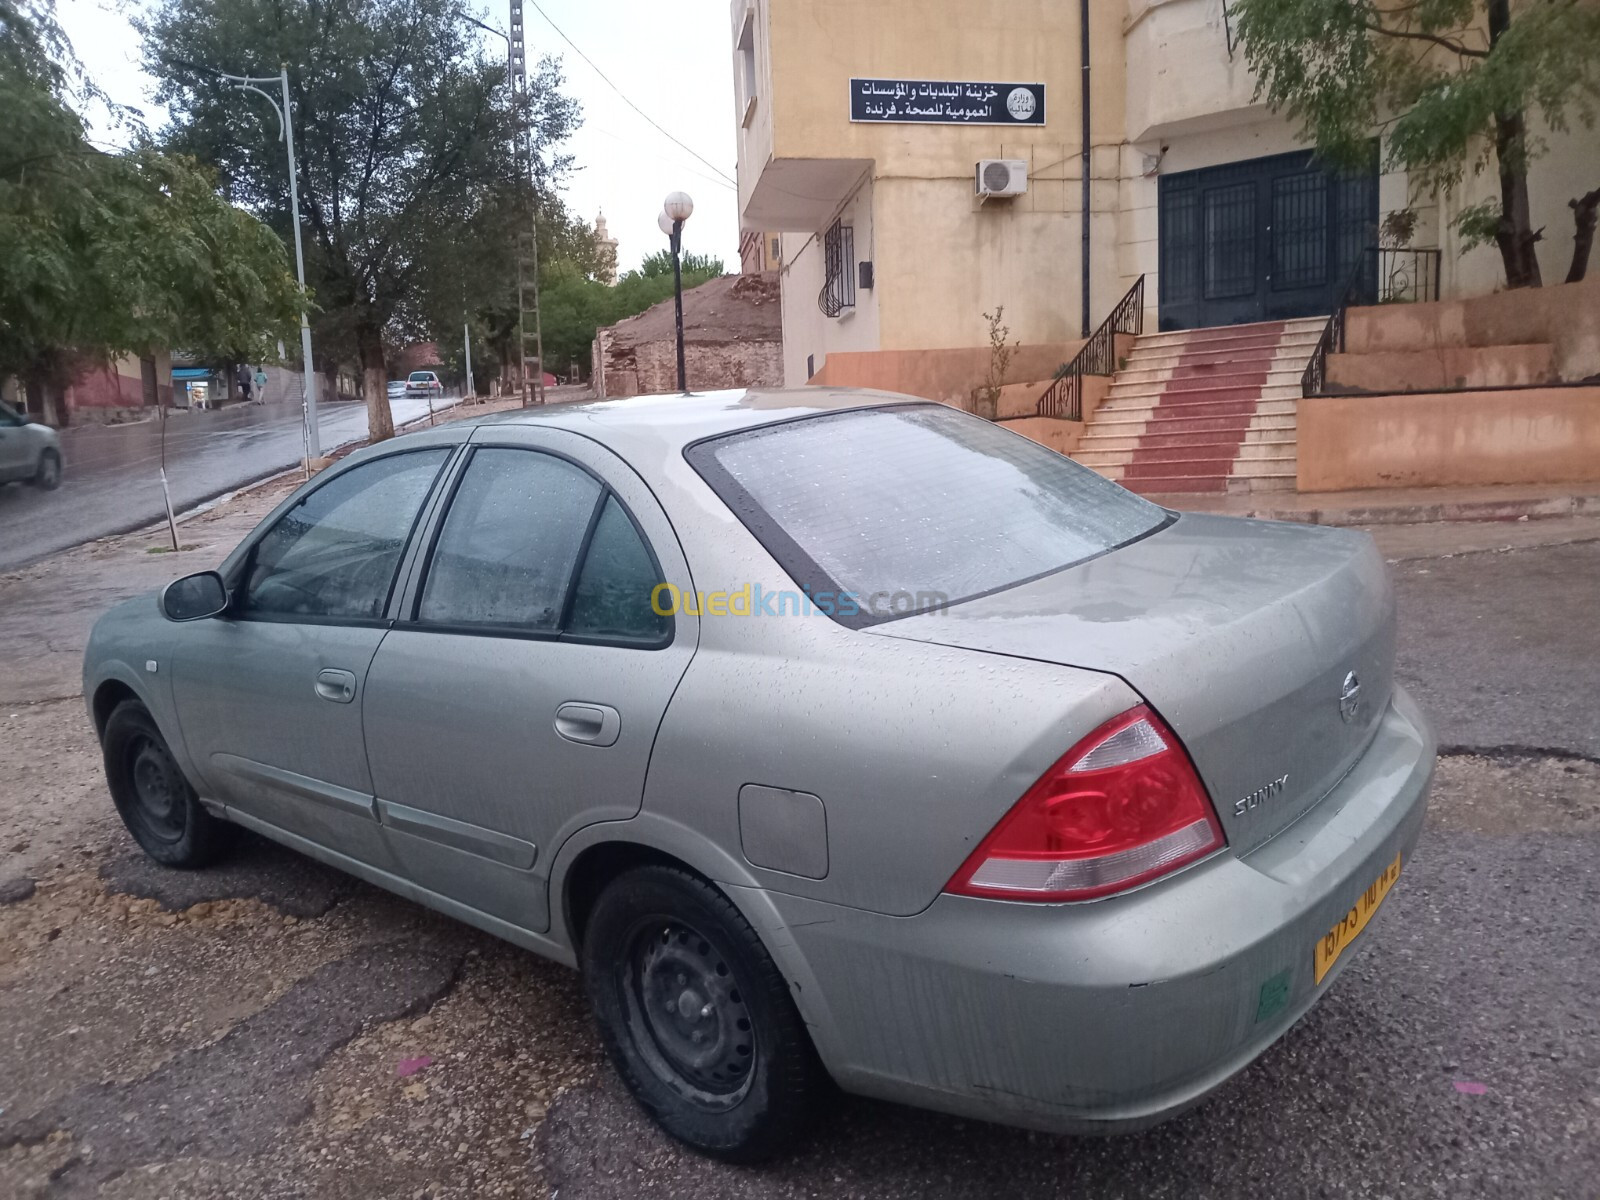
[404,444,675,650]
[683,403,1175,631]
[227,445,456,629]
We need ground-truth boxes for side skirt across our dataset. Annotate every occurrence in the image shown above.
[216,803,578,970]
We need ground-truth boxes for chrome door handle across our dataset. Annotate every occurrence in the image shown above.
[554,702,621,747]
[315,668,358,704]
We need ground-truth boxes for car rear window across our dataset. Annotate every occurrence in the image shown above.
[685,404,1170,626]
[408,372,432,382]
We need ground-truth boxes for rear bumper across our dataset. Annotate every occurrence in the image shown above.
[760,685,1434,1133]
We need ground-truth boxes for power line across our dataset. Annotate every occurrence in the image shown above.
[521,0,738,188]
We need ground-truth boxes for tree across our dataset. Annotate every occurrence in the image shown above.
[0,0,300,423]
[639,249,724,278]
[536,254,725,376]
[140,0,582,439]
[1234,0,1600,287]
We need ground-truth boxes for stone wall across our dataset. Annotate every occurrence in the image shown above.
[596,336,783,398]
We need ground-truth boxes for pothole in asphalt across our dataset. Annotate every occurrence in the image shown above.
[1429,753,1600,834]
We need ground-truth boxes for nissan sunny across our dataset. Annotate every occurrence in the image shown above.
[83,389,1432,1161]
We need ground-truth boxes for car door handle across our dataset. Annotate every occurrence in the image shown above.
[314,668,358,704]
[554,702,621,747]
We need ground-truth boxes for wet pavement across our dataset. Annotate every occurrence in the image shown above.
[0,394,456,572]
[0,508,1597,1197]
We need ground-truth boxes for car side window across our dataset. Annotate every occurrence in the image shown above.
[0,402,23,427]
[418,448,602,631]
[566,496,672,643]
[240,449,451,621]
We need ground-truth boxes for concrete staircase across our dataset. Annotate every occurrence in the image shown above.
[1071,317,1327,494]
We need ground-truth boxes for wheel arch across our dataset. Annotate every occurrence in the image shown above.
[549,816,847,1071]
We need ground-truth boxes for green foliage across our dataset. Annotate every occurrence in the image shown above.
[1234,0,1600,284]
[140,0,583,431]
[639,249,724,278]
[538,254,724,375]
[0,0,300,406]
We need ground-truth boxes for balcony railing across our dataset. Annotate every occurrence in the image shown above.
[1036,275,1145,422]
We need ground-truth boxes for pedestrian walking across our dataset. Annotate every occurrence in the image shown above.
[253,366,268,403]
[236,363,253,405]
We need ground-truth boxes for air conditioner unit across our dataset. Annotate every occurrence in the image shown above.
[976,159,1028,198]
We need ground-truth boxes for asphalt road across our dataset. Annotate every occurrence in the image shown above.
[0,392,454,572]
[0,517,1596,1198]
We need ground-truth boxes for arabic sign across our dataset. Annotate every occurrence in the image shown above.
[850,78,1046,125]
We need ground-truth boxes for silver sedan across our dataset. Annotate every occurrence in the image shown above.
[83,390,1432,1160]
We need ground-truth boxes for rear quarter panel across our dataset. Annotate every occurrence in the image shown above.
[644,617,1140,916]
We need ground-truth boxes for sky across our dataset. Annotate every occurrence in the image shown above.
[55,0,744,274]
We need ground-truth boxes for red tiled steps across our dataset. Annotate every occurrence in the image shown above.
[1069,317,1324,495]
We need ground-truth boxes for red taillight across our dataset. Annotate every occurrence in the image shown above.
[945,705,1225,902]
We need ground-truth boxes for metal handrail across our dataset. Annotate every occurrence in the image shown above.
[1037,275,1145,421]
[1301,247,1441,397]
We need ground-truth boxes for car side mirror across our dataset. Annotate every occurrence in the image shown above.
[161,571,229,622]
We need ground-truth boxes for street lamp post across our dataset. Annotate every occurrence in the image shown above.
[661,191,694,392]
[215,66,321,460]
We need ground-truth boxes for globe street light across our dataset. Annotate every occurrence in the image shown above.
[661,192,693,392]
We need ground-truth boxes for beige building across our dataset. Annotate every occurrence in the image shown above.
[731,0,1599,393]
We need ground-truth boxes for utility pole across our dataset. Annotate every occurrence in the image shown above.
[463,320,475,402]
[509,0,546,406]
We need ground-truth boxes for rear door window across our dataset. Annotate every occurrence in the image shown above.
[685,404,1170,626]
[414,447,672,645]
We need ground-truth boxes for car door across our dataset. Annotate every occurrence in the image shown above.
[361,426,698,932]
[0,401,31,482]
[169,445,456,865]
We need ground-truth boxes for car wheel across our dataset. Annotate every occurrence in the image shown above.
[581,865,824,1162]
[102,700,231,868]
[33,448,61,490]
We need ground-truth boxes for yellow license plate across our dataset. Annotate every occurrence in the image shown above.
[1314,853,1401,984]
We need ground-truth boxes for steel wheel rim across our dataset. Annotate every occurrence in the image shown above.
[39,454,59,486]
[126,735,185,844]
[621,918,756,1110]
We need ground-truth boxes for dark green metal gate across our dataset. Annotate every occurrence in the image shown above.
[1157,148,1378,332]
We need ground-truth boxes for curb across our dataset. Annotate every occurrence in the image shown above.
[1171,492,1600,528]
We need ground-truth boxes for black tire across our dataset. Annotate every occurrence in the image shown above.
[581,865,824,1162]
[102,700,230,868]
[33,448,61,490]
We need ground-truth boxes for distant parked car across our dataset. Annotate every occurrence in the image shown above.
[405,371,443,397]
[386,380,408,400]
[0,399,62,490]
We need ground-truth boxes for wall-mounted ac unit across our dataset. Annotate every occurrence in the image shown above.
[976,159,1028,198]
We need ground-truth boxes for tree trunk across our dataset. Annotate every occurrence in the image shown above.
[1491,110,1543,289]
[1566,187,1600,284]
[357,327,394,442]
[1485,0,1542,289]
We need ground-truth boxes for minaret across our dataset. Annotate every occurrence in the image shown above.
[594,210,619,285]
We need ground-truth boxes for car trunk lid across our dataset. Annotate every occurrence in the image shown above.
[867,513,1394,856]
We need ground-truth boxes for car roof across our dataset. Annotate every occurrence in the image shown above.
[462,386,926,457]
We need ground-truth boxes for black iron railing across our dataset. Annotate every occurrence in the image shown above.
[1371,246,1441,303]
[1302,247,1441,396]
[817,220,856,317]
[1037,275,1144,421]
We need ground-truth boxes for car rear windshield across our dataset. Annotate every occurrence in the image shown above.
[685,404,1171,627]
[408,372,433,382]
